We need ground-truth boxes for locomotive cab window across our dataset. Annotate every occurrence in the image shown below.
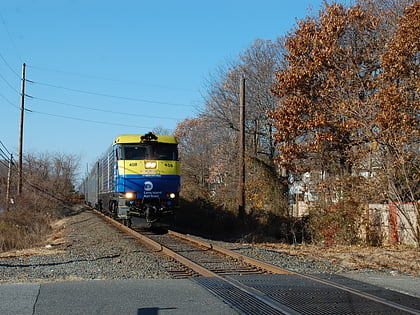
[152,143,178,161]
[123,145,147,160]
[120,143,178,161]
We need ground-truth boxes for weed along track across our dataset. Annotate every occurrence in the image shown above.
[92,208,420,315]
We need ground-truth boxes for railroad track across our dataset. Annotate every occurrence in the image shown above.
[92,209,420,315]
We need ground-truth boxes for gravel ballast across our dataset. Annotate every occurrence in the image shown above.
[0,206,415,283]
[0,207,178,283]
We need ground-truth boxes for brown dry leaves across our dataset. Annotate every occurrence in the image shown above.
[259,243,420,275]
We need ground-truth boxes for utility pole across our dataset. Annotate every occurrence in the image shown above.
[238,78,245,218]
[18,63,26,195]
[6,154,13,211]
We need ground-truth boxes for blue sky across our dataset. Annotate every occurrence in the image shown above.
[0,0,339,181]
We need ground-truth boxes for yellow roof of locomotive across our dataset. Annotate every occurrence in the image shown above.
[113,134,178,145]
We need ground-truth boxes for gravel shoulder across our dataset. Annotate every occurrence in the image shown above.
[1,206,418,286]
[0,206,179,283]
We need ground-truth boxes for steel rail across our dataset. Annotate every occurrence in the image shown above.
[92,209,216,277]
[296,274,420,315]
[91,209,420,315]
[168,229,295,275]
[91,209,303,314]
[168,229,420,315]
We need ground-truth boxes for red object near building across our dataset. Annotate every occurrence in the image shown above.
[389,203,399,244]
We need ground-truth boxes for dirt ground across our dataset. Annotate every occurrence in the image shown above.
[259,243,419,275]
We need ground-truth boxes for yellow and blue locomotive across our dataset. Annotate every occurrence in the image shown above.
[81,132,180,226]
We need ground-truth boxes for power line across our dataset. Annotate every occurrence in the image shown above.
[0,71,21,94]
[27,79,194,107]
[0,147,17,166]
[0,92,19,109]
[30,96,183,121]
[21,176,72,205]
[26,64,197,93]
[0,159,10,170]
[0,12,23,64]
[0,139,12,156]
[0,151,10,163]
[0,143,15,166]
[0,51,20,78]
[0,148,9,161]
[28,109,154,129]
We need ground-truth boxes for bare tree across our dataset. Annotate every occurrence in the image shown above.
[1,152,80,251]
[200,38,289,214]
[174,117,216,202]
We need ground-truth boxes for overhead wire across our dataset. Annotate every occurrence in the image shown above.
[28,109,154,129]
[0,92,19,109]
[1,61,194,130]
[0,160,11,173]
[30,96,183,121]
[26,64,197,93]
[0,71,21,94]
[0,140,17,176]
[0,51,20,79]
[0,156,11,168]
[21,73,193,128]
[0,146,14,173]
[0,143,68,200]
[0,11,24,64]
[21,175,72,204]
[0,139,12,156]
[0,149,9,161]
[27,79,194,107]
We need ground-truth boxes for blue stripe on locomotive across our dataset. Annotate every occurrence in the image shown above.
[116,174,180,199]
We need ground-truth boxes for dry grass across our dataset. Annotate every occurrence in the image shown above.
[0,192,71,253]
[259,243,420,275]
[0,214,69,258]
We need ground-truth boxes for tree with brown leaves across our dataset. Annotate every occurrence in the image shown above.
[269,0,418,244]
[270,3,382,175]
[375,1,419,245]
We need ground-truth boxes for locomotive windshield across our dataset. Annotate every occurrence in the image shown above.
[153,143,178,160]
[123,145,147,160]
[120,143,178,161]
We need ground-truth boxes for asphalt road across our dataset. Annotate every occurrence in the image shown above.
[342,273,420,298]
[1,274,419,315]
[0,279,240,315]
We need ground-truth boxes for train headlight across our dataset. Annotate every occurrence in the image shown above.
[125,192,136,199]
[145,161,157,169]
[168,193,176,199]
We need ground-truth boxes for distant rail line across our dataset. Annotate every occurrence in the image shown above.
[91,208,420,315]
